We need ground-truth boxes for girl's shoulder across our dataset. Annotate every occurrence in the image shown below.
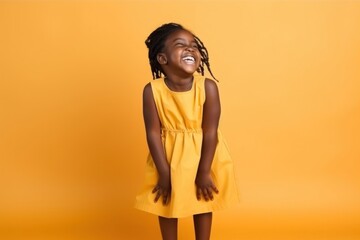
[200,76,218,91]
[143,78,164,91]
[203,77,219,96]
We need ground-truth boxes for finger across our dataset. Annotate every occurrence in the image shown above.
[196,187,202,200]
[154,189,162,203]
[206,187,214,200]
[202,188,209,201]
[211,184,219,194]
[152,185,159,193]
[162,191,168,205]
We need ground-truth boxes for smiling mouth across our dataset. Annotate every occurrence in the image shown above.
[182,56,195,64]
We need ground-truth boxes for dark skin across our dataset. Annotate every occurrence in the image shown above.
[143,29,220,240]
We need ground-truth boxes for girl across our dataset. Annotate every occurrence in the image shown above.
[135,23,239,240]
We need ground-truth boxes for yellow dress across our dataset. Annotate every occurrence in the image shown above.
[134,74,240,218]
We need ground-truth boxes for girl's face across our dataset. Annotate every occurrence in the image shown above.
[158,29,201,77]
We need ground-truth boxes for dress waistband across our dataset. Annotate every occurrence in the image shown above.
[161,128,202,133]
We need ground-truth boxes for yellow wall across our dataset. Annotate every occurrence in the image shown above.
[1,1,359,239]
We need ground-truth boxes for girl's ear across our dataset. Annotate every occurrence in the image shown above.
[157,53,167,65]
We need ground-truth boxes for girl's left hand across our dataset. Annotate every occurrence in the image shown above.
[195,172,219,201]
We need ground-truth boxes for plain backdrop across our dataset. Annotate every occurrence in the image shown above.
[1,1,359,239]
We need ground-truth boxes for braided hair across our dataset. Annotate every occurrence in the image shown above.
[145,23,217,80]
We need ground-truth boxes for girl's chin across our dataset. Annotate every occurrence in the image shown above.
[182,67,199,74]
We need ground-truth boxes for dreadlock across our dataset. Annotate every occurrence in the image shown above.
[145,23,217,81]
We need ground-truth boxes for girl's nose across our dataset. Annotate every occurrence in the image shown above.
[186,46,195,52]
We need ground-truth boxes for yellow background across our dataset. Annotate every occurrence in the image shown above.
[1,1,360,239]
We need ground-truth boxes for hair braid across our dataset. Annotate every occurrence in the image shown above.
[193,35,217,81]
[145,23,217,81]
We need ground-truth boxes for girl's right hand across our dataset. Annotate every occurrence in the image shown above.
[152,173,171,205]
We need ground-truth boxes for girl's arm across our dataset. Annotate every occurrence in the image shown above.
[195,79,220,201]
[143,83,171,205]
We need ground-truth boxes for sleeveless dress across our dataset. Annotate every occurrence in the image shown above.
[134,74,240,218]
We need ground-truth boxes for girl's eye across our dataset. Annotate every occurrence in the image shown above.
[175,43,199,49]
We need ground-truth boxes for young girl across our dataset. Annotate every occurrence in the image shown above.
[135,23,239,240]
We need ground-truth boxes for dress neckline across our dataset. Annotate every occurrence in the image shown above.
[162,76,195,93]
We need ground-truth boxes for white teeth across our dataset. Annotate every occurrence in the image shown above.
[183,56,195,63]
